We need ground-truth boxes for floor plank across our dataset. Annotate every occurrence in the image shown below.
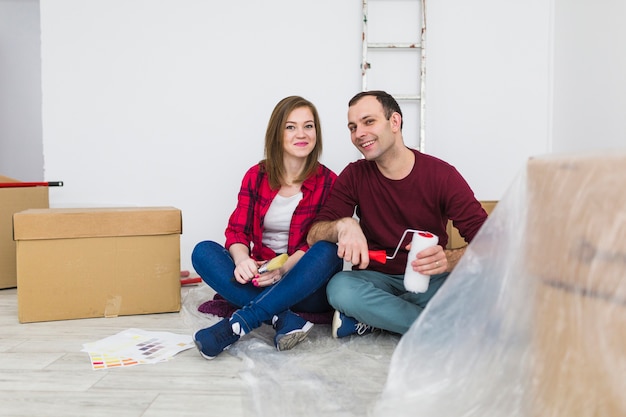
[1,283,398,417]
[0,286,246,417]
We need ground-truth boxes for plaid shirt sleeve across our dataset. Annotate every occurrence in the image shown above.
[224,165,262,255]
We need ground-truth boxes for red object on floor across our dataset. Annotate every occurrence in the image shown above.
[180,277,202,286]
[180,270,190,277]
[0,181,63,188]
[368,250,388,264]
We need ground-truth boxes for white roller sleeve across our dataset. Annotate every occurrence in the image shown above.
[404,231,439,293]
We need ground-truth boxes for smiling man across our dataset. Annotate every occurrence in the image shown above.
[307,90,488,337]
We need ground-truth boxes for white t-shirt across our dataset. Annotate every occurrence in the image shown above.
[262,191,303,254]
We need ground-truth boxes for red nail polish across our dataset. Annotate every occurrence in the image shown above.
[252,280,259,287]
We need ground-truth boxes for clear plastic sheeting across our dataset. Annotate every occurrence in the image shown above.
[181,284,220,335]
[231,326,399,417]
[182,282,401,417]
[374,169,532,416]
[182,152,626,417]
[375,152,626,417]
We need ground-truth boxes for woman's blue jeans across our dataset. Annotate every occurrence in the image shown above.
[191,240,343,333]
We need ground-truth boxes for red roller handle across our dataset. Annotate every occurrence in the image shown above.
[368,250,388,264]
[0,181,63,188]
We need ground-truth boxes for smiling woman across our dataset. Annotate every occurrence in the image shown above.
[282,106,317,166]
[190,95,343,359]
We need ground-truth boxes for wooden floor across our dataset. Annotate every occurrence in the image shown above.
[0,286,246,417]
[0,284,399,417]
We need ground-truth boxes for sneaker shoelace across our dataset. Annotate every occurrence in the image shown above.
[355,322,371,335]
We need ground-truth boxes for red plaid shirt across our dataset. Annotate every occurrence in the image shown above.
[225,162,336,261]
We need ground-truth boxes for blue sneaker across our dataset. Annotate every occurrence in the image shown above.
[194,318,240,360]
[272,310,314,351]
[331,310,374,338]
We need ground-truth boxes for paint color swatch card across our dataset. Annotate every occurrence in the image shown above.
[86,352,139,370]
[82,328,195,370]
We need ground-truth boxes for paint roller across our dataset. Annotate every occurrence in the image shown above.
[368,229,435,264]
[257,253,289,273]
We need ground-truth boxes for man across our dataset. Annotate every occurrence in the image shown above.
[307,90,487,337]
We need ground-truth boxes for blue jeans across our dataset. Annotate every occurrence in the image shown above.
[191,240,343,333]
[326,269,449,335]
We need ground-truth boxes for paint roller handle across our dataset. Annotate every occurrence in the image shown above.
[257,253,289,274]
[0,181,63,188]
[368,250,388,264]
[367,229,431,264]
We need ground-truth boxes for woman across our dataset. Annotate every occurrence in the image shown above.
[192,96,343,359]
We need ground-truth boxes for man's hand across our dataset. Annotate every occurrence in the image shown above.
[336,218,370,269]
[408,244,448,275]
[308,217,370,269]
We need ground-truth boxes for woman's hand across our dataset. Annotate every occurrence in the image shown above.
[251,269,282,287]
[233,257,262,284]
[248,250,304,287]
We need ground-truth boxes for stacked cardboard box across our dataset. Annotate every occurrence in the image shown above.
[525,153,626,416]
[446,200,498,249]
[14,207,183,323]
[0,175,49,289]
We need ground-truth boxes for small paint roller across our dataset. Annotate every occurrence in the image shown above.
[368,229,436,265]
[257,253,289,274]
[368,229,439,293]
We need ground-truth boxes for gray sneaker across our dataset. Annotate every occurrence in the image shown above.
[272,310,314,351]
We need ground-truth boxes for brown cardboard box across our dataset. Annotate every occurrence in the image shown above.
[525,153,626,416]
[526,155,626,296]
[533,282,625,416]
[14,207,182,323]
[0,175,49,289]
[446,200,498,249]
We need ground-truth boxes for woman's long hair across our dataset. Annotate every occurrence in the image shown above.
[262,96,322,189]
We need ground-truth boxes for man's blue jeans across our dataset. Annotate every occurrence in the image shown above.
[192,240,343,332]
[327,269,450,335]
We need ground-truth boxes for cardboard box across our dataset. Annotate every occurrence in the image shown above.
[533,282,625,416]
[525,153,626,416]
[0,175,49,289]
[446,200,498,249]
[526,154,626,298]
[14,207,182,323]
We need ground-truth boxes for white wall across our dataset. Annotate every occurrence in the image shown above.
[40,1,363,272]
[35,0,626,272]
[0,0,44,181]
[425,0,553,199]
[552,0,626,153]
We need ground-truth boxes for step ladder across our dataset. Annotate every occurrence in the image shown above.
[360,0,427,151]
